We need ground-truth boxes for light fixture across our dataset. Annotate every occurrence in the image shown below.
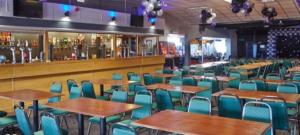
[108,11,117,25]
[61,4,71,21]
[149,17,156,28]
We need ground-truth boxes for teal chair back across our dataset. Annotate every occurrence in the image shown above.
[279,67,286,80]
[112,91,128,103]
[134,85,148,93]
[266,73,281,80]
[48,82,62,103]
[67,79,77,93]
[69,86,81,99]
[169,80,183,99]
[41,116,63,135]
[277,83,298,94]
[228,78,240,89]
[182,77,197,86]
[203,78,219,93]
[260,96,289,131]
[204,71,215,77]
[81,81,96,99]
[229,72,241,78]
[128,75,141,92]
[15,108,33,135]
[132,91,152,120]
[196,80,212,100]
[188,96,211,115]
[127,72,135,80]
[143,73,153,85]
[253,79,266,91]
[218,94,242,119]
[173,70,183,78]
[155,89,173,111]
[113,73,123,80]
[239,80,257,91]
[292,74,300,81]
[242,101,273,135]
[163,69,173,74]
[112,123,136,135]
[183,66,190,71]
[153,76,163,83]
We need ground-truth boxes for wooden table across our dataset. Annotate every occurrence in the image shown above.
[46,97,140,135]
[288,66,300,73]
[146,83,207,94]
[93,79,137,96]
[190,61,229,69]
[213,88,300,103]
[0,89,61,131]
[133,110,270,135]
[231,62,272,71]
[188,75,237,90]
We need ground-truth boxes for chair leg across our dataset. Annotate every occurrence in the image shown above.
[62,116,69,129]
[87,122,92,135]
[28,110,32,118]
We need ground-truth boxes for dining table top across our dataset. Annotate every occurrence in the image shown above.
[133,110,271,135]
[288,66,300,72]
[190,61,229,69]
[213,88,300,103]
[46,97,140,118]
[231,62,273,70]
[146,83,208,94]
[187,75,237,82]
[93,79,137,85]
[0,89,61,101]
[151,73,176,78]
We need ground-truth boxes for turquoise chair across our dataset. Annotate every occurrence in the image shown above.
[134,85,148,93]
[127,72,136,80]
[87,91,128,135]
[81,80,109,100]
[239,80,257,91]
[188,96,211,115]
[15,108,43,135]
[196,80,212,100]
[41,116,68,135]
[260,96,291,133]
[163,69,173,74]
[155,89,187,112]
[228,78,240,89]
[28,82,63,117]
[277,83,298,94]
[153,76,163,84]
[169,79,183,104]
[253,79,266,91]
[173,70,183,78]
[69,86,82,99]
[0,111,7,117]
[112,123,137,135]
[119,91,152,129]
[242,101,273,135]
[155,69,163,74]
[105,73,123,95]
[67,79,77,93]
[128,75,142,97]
[143,73,153,85]
[0,115,17,134]
[182,77,197,86]
[292,74,300,81]
[266,73,281,92]
[217,94,242,119]
[204,71,216,77]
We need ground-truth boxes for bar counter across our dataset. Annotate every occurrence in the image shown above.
[0,55,165,111]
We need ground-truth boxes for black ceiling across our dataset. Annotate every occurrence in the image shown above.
[47,0,142,14]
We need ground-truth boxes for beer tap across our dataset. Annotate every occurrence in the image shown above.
[26,40,32,63]
[10,39,16,64]
[19,40,25,64]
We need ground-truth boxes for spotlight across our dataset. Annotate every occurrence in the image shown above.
[149,17,156,26]
[108,11,117,25]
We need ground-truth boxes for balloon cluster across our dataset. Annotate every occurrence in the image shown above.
[261,6,277,23]
[231,0,254,16]
[142,0,165,19]
[199,9,216,24]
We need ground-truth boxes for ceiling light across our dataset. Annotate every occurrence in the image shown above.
[150,25,155,29]
[224,0,232,3]
[61,17,71,21]
[109,21,116,26]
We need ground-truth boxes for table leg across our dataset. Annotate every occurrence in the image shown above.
[100,84,104,96]
[78,114,84,135]
[100,118,106,135]
[19,101,24,109]
[32,100,39,131]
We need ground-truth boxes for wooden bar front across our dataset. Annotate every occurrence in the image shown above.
[0,56,165,111]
